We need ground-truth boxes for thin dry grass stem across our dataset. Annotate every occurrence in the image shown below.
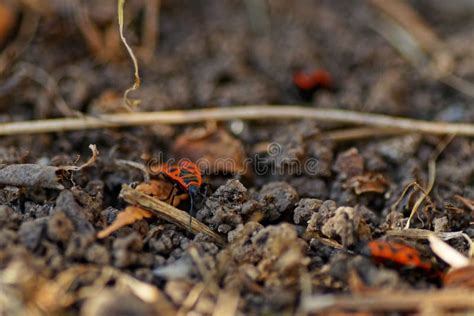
[390,181,418,213]
[118,0,141,111]
[73,0,105,60]
[405,135,455,229]
[61,144,98,172]
[302,289,474,313]
[441,74,474,99]
[323,126,407,142]
[0,9,39,75]
[141,0,160,62]
[0,106,474,136]
[303,234,344,250]
[454,195,474,211]
[404,160,436,229]
[369,0,443,51]
[387,228,466,241]
[119,185,226,246]
[369,0,474,98]
[387,229,474,258]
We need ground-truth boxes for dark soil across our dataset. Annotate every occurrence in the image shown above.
[0,1,473,315]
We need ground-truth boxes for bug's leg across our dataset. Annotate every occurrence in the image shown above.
[164,184,175,202]
[205,182,213,195]
[170,194,176,207]
[169,183,181,206]
[188,194,195,229]
[201,184,208,197]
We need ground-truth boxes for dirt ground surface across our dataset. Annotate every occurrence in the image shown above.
[0,0,473,315]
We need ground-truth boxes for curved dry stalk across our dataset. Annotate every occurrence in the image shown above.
[61,144,98,172]
[0,106,474,136]
[404,159,436,229]
[118,0,141,110]
[405,135,454,229]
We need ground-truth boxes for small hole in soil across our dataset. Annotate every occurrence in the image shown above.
[216,72,234,86]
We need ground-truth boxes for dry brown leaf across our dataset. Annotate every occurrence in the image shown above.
[172,127,247,175]
[444,265,474,289]
[0,2,17,46]
[345,172,389,195]
[97,206,153,239]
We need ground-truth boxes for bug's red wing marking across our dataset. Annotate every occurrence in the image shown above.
[367,240,433,271]
[159,161,203,191]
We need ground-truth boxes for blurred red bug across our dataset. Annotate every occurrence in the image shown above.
[154,160,204,223]
[362,240,433,271]
[293,69,333,91]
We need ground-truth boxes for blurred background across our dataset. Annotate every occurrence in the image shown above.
[0,0,473,121]
[0,2,474,315]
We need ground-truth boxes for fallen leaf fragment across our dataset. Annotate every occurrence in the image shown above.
[97,179,187,238]
[0,2,17,46]
[444,265,474,288]
[172,127,247,175]
[97,206,152,239]
[345,172,389,194]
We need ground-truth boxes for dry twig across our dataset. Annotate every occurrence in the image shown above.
[119,185,226,246]
[323,126,408,142]
[387,228,474,257]
[387,228,468,241]
[0,106,473,136]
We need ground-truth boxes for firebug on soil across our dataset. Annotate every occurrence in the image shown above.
[153,159,206,225]
[361,240,433,271]
[293,69,333,91]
